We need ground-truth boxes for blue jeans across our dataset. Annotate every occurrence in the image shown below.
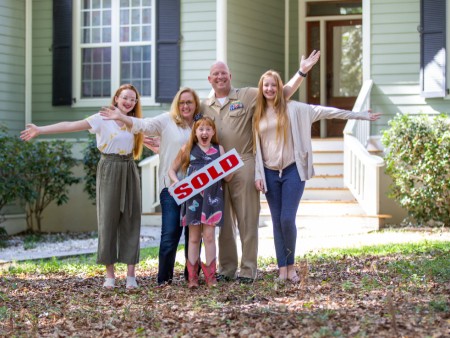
[264,163,305,267]
[158,188,189,284]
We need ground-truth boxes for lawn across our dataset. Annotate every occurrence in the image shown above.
[0,239,449,337]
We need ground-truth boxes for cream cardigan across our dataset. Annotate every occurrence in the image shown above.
[255,101,372,193]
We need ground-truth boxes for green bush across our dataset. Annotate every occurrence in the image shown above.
[381,114,450,226]
[0,125,34,220]
[82,133,100,203]
[20,140,81,232]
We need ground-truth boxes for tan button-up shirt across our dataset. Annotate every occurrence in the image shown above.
[201,87,258,159]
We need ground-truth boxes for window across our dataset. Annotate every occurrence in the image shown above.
[73,0,155,106]
[420,0,447,98]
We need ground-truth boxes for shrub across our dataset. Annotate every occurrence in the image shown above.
[21,139,81,232]
[381,114,450,226]
[82,133,100,203]
[0,125,34,222]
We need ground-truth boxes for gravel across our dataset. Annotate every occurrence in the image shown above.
[0,227,162,263]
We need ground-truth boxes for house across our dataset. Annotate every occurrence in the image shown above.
[0,0,448,234]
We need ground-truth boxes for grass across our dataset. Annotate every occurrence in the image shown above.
[2,240,448,282]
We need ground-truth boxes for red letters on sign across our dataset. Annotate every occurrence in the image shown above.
[173,183,193,199]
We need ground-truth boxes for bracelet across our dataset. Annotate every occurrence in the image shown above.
[298,70,307,78]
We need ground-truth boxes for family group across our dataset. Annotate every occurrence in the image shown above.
[20,50,380,290]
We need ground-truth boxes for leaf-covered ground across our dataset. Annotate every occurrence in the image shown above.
[1,242,449,337]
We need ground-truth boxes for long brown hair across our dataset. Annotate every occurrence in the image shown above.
[170,87,201,128]
[112,84,143,159]
[253,70,289,151]
[180,116,219,173]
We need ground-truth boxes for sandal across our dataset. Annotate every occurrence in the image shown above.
[126,276,138,289]
[103,277,115,289]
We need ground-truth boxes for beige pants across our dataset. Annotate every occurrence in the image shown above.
[218,157,260,279]
[96,154,141,265]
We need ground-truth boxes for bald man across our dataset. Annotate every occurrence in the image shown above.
[201,51,320,283]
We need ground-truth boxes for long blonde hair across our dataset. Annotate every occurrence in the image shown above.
[180,116,219,174]
[112,84,143,159]
[253,70,289,151]
[170,87,201,128]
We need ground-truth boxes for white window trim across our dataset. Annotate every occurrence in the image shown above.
[71,0,159,108]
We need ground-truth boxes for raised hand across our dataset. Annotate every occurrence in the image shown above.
[299,50,321,74]
[20,124,40,141]
[99,105,124,121]
[143,136,160,154]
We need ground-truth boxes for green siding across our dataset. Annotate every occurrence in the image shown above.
[180,0,216,98]
[227,0,285,88]
[288,0,299,86]
[370,0,450,136]
[0,1,26,133]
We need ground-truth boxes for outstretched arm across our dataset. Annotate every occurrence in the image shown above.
[20,120,90,141]
[283,50,321,99]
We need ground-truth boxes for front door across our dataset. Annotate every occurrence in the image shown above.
[305,2,362,138]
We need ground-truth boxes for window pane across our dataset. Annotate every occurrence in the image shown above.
[103,0,111,9]
[92,0,101,9]
[83,12,91,27]
[121,0,130,6]
[82,47,111,98]
[132,27,140,41]
[121,46,151,96]
[82,28,91,43]
[142,8,151,24]
[92,10,101,26]
[120,27,130,42]
[84,0,91,9]
[120,9,129,25]
[132,0,140,7]
[307,1,362,16]
[92,28,101,43]
[103,10,111,26]
[103,28,111,42]
[132,9,140,25]
[142,0,151,6]
[142,25,151,41]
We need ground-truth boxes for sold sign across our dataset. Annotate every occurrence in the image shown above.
[169,148,244,205]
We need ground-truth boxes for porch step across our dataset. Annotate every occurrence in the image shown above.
[260,200,389,232]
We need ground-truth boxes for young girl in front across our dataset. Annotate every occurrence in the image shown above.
[169,116,232,288]
[20,84,144,290]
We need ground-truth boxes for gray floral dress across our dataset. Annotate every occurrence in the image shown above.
[181,144,224,227]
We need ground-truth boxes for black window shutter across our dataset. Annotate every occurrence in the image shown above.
[420,0,447,98]
[52,0,72,106]
[156,0,181,103]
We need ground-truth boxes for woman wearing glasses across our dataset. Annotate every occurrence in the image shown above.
[100,87,201,287]
[20,84,144,290]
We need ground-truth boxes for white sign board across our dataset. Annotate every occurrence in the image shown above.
[168,148,244,205]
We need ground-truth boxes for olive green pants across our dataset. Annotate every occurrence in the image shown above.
[96,154,141,265]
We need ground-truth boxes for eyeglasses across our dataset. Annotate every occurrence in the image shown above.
[179,100,194,106]
[119,96,138,103]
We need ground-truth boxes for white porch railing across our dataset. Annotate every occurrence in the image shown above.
[343,80,385,215]
[139,155,160,213]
